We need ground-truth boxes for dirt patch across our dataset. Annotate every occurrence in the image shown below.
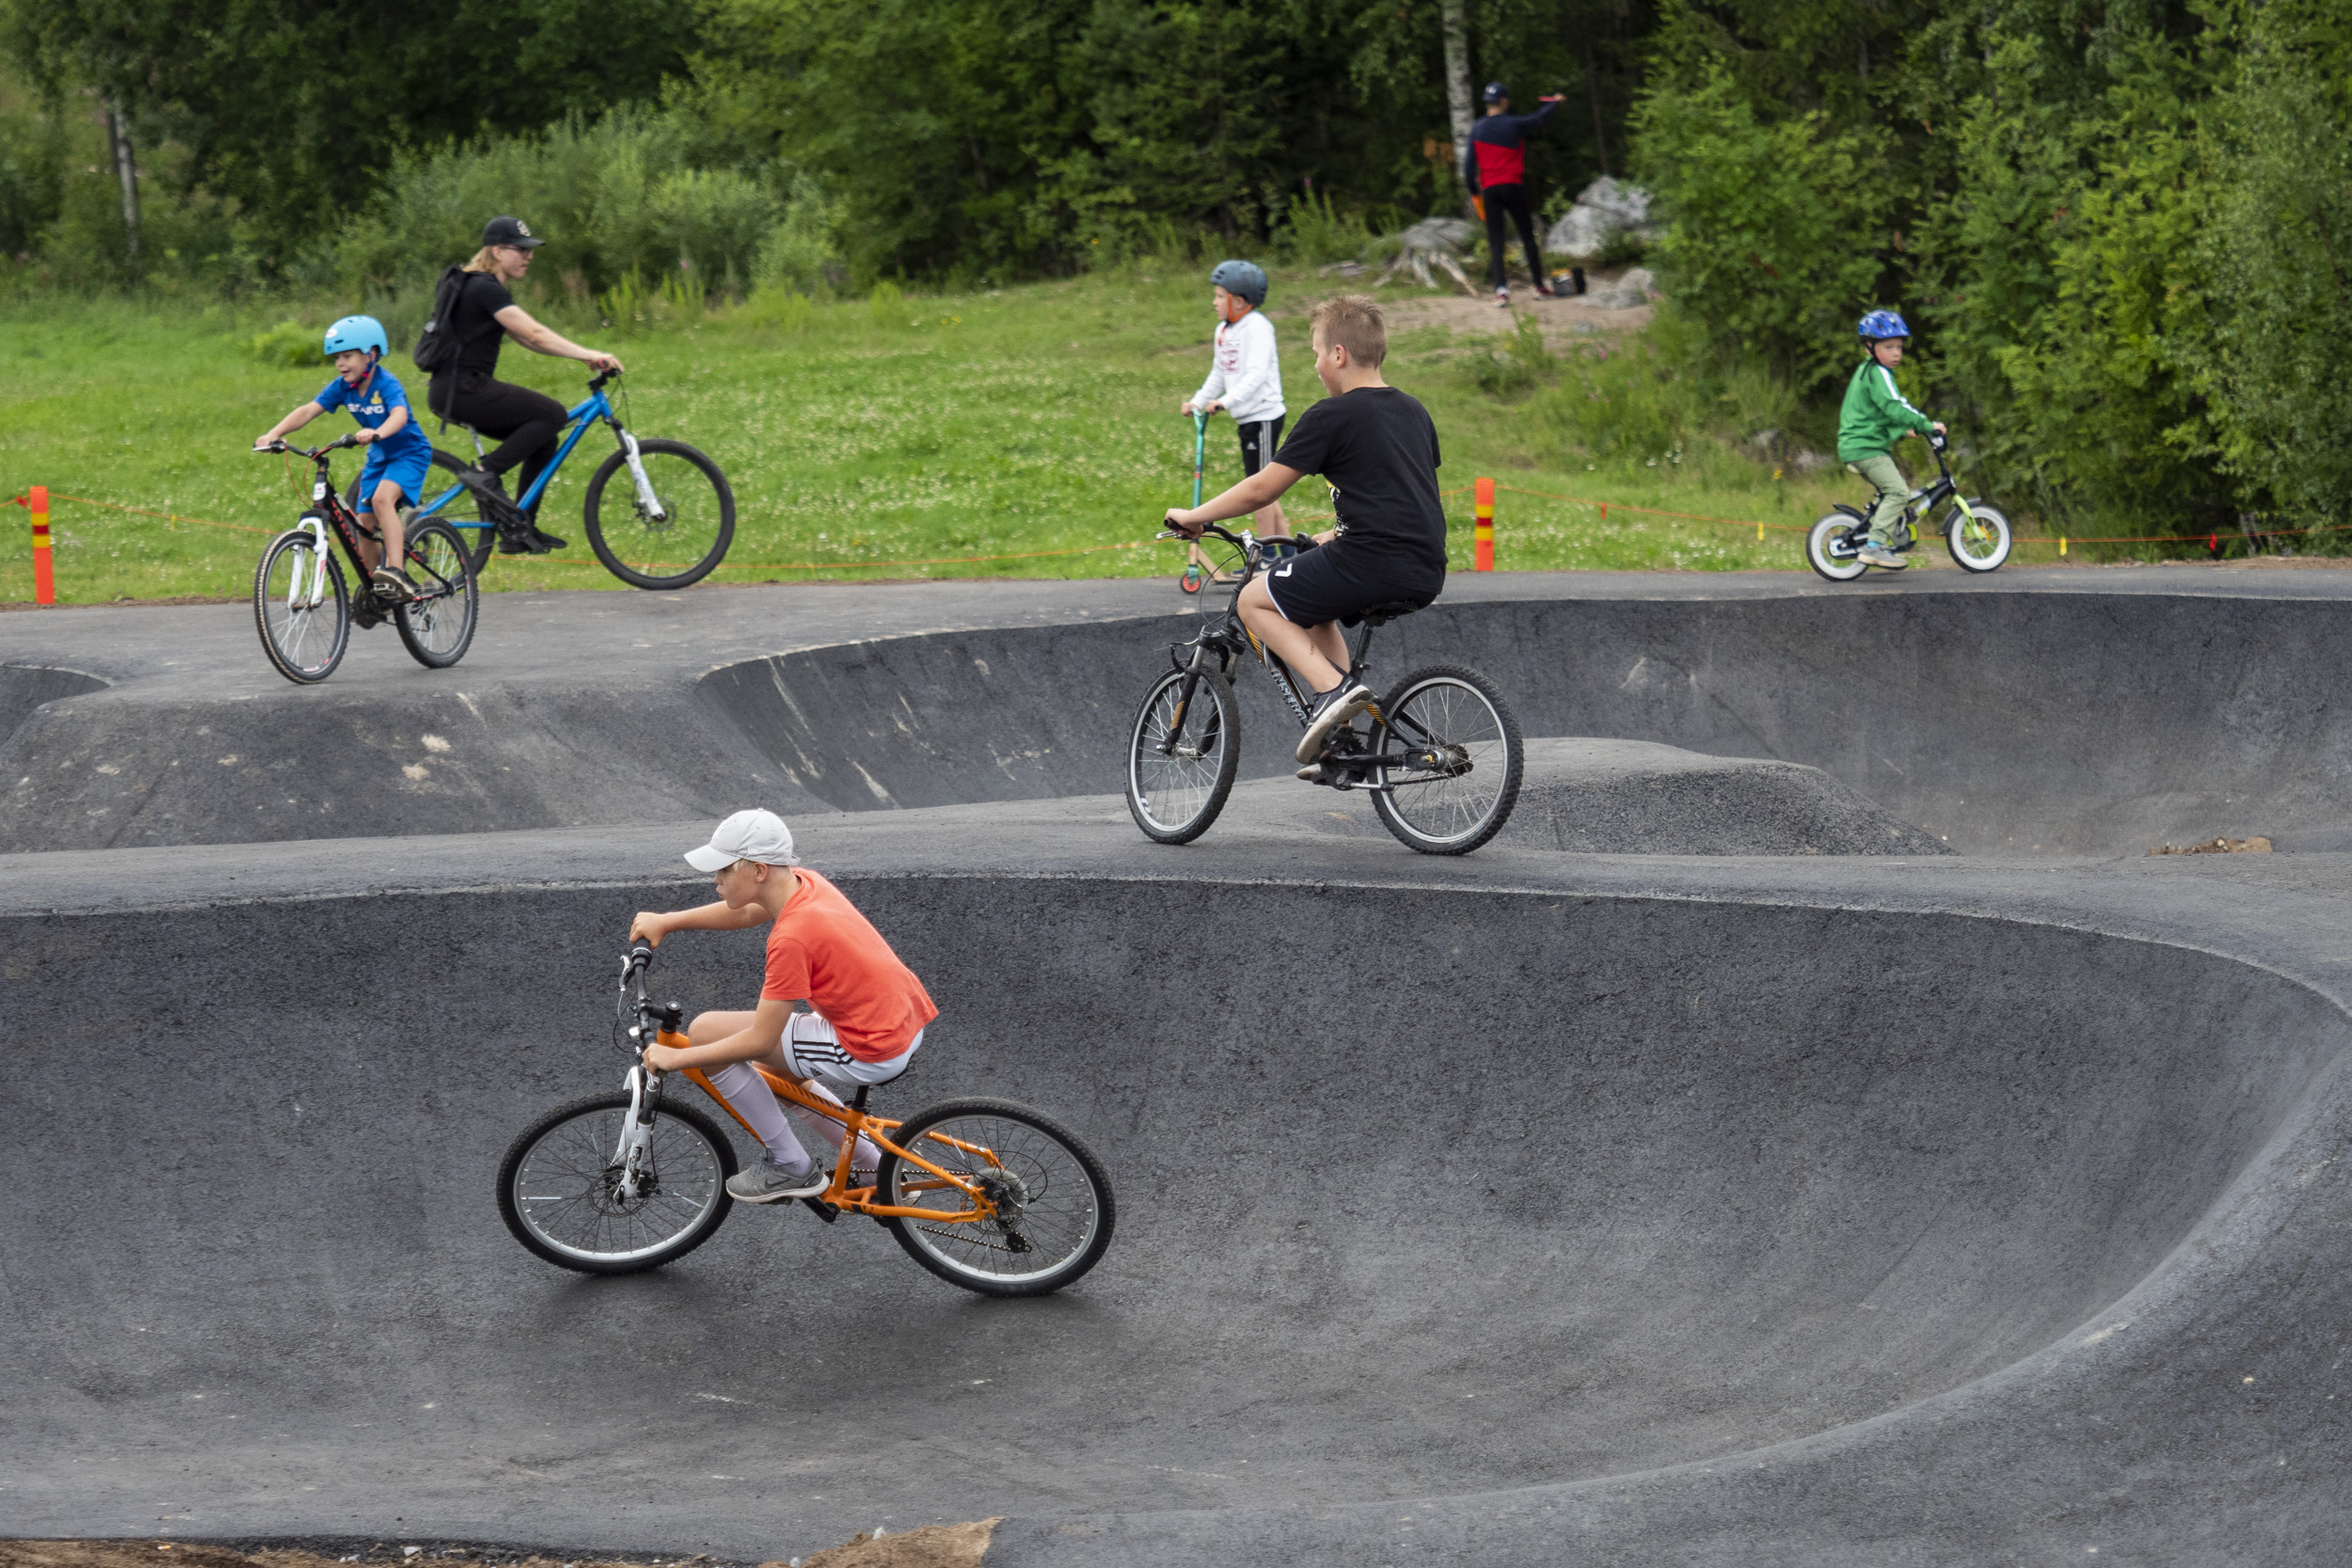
[1271,285,1651,352]
[2148,836,2273,855]
[0,1528,999,1568]
[769,1520,996,1568]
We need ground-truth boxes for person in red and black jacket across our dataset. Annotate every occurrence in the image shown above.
[1462,82,1565,307]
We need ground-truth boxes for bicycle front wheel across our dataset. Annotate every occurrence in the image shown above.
[394,520,480,669]
[1947,500,2013,573]
[497,1091,738,1275]
[1126,667,1240,844]
[253,529,350,685]
[582,437,736,590]
[1370,664,1525,855]
[879,1097,1116,1297]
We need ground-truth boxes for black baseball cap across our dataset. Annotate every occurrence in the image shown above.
[482,215,546,250]
[1484,81,1508,103]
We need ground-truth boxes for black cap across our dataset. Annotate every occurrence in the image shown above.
[1483,81,1508,103]
[482,215,546,250]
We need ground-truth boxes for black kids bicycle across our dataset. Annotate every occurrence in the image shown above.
[252,435,479,684]
[1805,431,2012,579]
[1126,523,1525,854]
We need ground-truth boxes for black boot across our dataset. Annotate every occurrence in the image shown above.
[521,509,569,553]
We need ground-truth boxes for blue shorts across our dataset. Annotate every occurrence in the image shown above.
[358,447,431,509]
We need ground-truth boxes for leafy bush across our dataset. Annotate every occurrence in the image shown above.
[326,109,804,299]
[1471,314,1557,398]
[241,320,323,367]
[1631,65,1892,389]
[1273,194,1378,265]
[2195,0,2352,531]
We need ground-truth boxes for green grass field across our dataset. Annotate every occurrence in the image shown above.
[1,269,1925,606]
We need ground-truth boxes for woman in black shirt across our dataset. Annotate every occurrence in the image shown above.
[429,215,626,554]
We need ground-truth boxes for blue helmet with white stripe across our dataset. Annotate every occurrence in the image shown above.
[323,315,388,359]
[1857,309,1910,341]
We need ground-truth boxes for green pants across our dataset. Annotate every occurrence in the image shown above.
[1845,453,1909,546]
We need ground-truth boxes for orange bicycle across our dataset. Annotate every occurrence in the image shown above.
[497,944,1116,1296]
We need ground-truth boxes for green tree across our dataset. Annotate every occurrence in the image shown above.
[2,0,700,270]
[1633,64,1893,387]
[2195,0,2352,528]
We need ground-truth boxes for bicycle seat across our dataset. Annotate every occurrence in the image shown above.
[1359,600,1424,627]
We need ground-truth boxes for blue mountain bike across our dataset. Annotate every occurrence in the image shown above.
[352,371,734,590]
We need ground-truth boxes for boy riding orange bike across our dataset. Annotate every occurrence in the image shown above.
[628,809,937,1204]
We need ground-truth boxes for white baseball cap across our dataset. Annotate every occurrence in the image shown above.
[684,809,800,871]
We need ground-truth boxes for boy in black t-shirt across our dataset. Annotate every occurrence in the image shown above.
[1166,294,1447,765]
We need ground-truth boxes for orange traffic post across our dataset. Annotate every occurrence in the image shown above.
[1473,476,1495,572]
[29,484,55,606]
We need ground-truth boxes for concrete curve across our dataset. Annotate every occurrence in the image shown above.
[12,567,2352,854]
[7,565,2352,1566]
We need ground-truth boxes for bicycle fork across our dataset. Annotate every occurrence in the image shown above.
[612,1063,660,1202]
[291,515,333,609]
[618,430,668,524]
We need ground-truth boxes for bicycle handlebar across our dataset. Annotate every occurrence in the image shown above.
[254,434,359,461]
[1162,521,1251,551]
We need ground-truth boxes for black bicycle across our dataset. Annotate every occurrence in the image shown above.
[1805,431,2012,579]
[1125,524,1525,854]
[252,435,479,684]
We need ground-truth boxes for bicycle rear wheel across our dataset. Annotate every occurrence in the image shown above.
[497,1091,738,1275]
[1805,511,1870,581]
[394,520,479,669]
[1370,664,1525,855]
[582,437,736,590]
[1126,667,1240,844]
[253,529,350,685]
[878,1097,1116,1297]
[353,451,497,575]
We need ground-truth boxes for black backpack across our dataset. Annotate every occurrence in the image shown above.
[412,264,483,374]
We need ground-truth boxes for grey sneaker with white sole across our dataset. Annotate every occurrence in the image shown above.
[726,1158,830,1204]
[1857,542,1908,569]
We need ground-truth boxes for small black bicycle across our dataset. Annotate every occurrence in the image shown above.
[1126,524,1525,854]
[252,435,479,683]
[1805,431,2012,579]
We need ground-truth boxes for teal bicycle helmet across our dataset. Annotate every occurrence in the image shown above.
[1857,309,1911,341]
[1209,260,1268,308]
[323,315,389,359]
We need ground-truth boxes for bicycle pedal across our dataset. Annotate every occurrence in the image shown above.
[800,1196,839,1224]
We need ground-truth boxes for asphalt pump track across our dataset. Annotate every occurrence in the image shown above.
[4,566,2348,1565]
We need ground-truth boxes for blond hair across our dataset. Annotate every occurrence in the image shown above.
[1311,294,1387,368]
[464,245,501,273]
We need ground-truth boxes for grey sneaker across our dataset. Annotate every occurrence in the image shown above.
[726,1157,829,1204]
[1296,679,1375,764]
[370,566,418,602]
[1857,541,1908,569]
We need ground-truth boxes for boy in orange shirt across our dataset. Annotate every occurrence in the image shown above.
[630,809,938,1202]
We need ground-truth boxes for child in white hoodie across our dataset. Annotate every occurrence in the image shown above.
[1182,261,1291,571]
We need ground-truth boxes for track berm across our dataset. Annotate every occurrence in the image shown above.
[5,565,2347,1565]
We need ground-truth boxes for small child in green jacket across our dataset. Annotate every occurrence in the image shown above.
[1837,310,1946,570]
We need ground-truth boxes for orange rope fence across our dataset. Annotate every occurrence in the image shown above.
[15,476,2344,595]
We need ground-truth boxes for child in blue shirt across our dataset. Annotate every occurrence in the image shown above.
[254,315,436,599]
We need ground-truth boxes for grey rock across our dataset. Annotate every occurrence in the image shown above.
[1586,264,1657,309]
[1543,175,1665,258]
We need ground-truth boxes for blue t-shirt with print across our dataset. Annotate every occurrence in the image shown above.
[315,365,432,466]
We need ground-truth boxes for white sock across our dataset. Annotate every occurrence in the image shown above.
[707,1061,813,1171]
[800,1078,885,1172]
